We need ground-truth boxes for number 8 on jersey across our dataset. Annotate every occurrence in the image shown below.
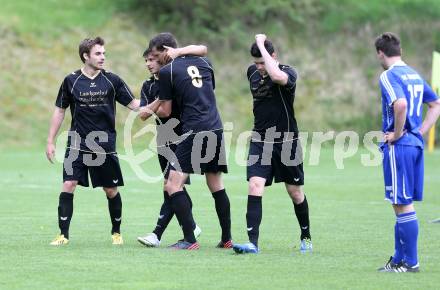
[187,66,203,88]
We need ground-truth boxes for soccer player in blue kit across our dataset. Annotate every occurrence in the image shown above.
[46,37,140,246]
[375,32,440,272]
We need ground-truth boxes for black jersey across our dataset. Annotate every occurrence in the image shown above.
[55,69,135,153]
[140,76,181,126]
[158,56,223,133]
[247,64,298,137]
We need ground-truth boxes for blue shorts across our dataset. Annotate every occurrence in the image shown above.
[382,144,424,204]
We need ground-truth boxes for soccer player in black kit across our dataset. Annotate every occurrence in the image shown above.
[46,37,140,246]
[147,32,232,250]
[233,34,312,254]
[136,44,209,247]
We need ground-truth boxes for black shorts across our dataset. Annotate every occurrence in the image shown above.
[170,129,228,175]
[157,142,190,184]
[247,139,304,186]
[63,148,124,188]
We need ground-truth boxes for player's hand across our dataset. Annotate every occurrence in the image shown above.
[46,143,55,163]
[255,34,267,44]
[138,107,149,121]
[384,130,406,144]
[163,45,178,61]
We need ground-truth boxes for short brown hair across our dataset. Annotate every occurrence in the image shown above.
[374,32,401,57]
[142,47,152,58]
[79,37,105,63]
[148,32,178,52]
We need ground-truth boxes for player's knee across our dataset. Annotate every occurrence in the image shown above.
[208,184,223,193]
[206,173,223,192]
[63,180,78,193]
[164,182,172,194]
[249,180,264,196]
[207,179,223,193]
[288,189,304,203]
[164,181,178,195]
[393,203,415,215]
[103,187,118,198]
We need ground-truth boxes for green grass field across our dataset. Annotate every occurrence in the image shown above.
[1,148,439,289]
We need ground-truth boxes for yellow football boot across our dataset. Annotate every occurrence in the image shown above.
[50,234,69,246]
[111,233,123,245]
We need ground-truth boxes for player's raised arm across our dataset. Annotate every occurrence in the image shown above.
[46,107,66,163]
[163,45,207,60]
[255,34,288,85]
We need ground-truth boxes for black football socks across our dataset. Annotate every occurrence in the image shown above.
[183,187,197,230]
[153,191,174,240]
[293,195,311,240]
[107,192,122,234]
[212,189,231,242]
[58,192,74,239]
[169,191,196,243]
[246,195,262,247]
[183,187,193,209]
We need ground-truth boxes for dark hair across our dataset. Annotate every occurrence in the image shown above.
[374,32,401,57]
[79,37,105,63]
[148,32,178,52]
[142,47,152,58]
[250,40,275,57]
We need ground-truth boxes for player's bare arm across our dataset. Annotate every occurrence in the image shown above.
[156,100,172,118]
[127,99,141,111]
[385,98,407,143]
[420,98,440,135]
[139,98,161,121]
[46,107,66,163]
[255,34,288,85]
[164,45,207,61]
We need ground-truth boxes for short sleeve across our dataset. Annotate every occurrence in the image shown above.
[158,65,173,101]
[379,71,405,106]
[211,69,216,90]
[114,76,135,106]
[422,80,438,103]
[204,57,215,90]
[247,65,256,81]
[55,78,72,109]
[140,80,159,107]
[140,82,149,107]
[281,66,297,90]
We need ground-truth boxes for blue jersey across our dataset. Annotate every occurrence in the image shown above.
[380,61,438,148]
